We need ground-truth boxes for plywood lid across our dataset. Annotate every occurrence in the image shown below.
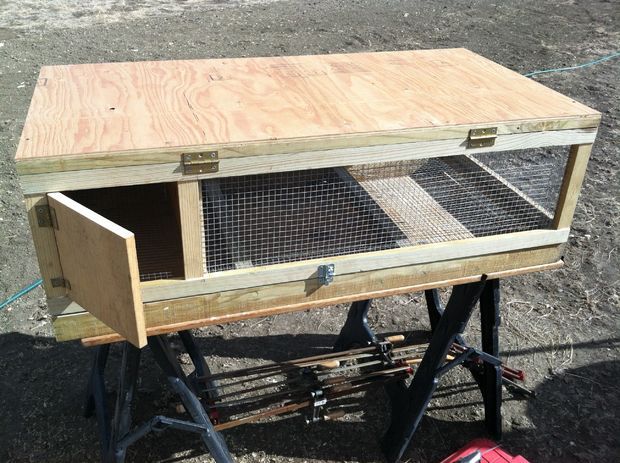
[15,48,600,174]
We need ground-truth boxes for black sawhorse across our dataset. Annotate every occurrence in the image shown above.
[334,277,502,462]
[84,278,501,463]
[84,330,234,463]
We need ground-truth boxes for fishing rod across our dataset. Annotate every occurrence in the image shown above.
[200,342,430,399]
[187,334,533,430]
[198,335,411,383]
[204,353,431,411]
[213,366,414,431]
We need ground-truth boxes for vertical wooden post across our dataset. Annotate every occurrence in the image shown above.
[24,194,66,298]
[177,180,205,279]
[553,143,593,229]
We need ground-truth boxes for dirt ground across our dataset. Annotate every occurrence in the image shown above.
[0,0,618,462]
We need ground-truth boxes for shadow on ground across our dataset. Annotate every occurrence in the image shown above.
[510,360,620,463]
[1,330,618,462]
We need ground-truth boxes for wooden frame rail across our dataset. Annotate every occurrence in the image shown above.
[76,257,564,347]
[19,131,597,195]
[50,244,563,342]
[140,228,569,302]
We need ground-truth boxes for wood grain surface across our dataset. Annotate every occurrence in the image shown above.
[49,246,564,343]
[553,143,593,228]
[348,170,474,243]
[15,49,599,172]
[176,180,205,278]
[138,228,568,302]
[23,195,66,298]
[47,192,146,347]
[18,128,598,194]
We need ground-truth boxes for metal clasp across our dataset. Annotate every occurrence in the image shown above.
[318,264,335,286]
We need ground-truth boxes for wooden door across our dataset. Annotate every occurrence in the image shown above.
[47,192,146,347]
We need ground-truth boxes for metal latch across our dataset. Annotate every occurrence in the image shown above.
[51,277,71,289]
[318,264,335,286]
[181,151,219,175]
[35,205,58,229]
[467,127,497,148]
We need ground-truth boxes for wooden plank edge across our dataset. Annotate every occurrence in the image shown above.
[176,180,205,279]
[141,228,569,302]
[19,128,598,195]
[553,143,593,229]
[15,116,600,175]
[53,244,563,340]
[79,259,564,347]
[24,195,66,298]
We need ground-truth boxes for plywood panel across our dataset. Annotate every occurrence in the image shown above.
[47,192,146,347]
[15,49,599,174]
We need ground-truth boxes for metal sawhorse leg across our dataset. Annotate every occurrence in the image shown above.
[425,279,502,438]
[83,330,233,463]
[333,278,502,463]
[333,299,377,351]
[84,280,502,462]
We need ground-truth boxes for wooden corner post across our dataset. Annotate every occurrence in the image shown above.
[177,180,205,279]
[553,143,593,229]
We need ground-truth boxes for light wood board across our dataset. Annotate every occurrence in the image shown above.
[15,49,599,174]
[19,128,598,195]
[176,180,205,278]
[24,195,66,298]
[47,192,146,347]
[50,245,563,343]
[347,169,474,243]
[139,228,568,302]
[553,144,593,228]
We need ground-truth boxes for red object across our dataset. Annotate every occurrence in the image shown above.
[501,366,526,382]
[439,438,531,463]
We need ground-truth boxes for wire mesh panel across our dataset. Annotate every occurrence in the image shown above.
[202,152,567,273]
[67,184,184,282]
[202,169,407,273]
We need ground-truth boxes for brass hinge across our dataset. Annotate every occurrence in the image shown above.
[51,277,71,289]
[467,127,498,148]
[181,151,219,175]
[35,205,58,229]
